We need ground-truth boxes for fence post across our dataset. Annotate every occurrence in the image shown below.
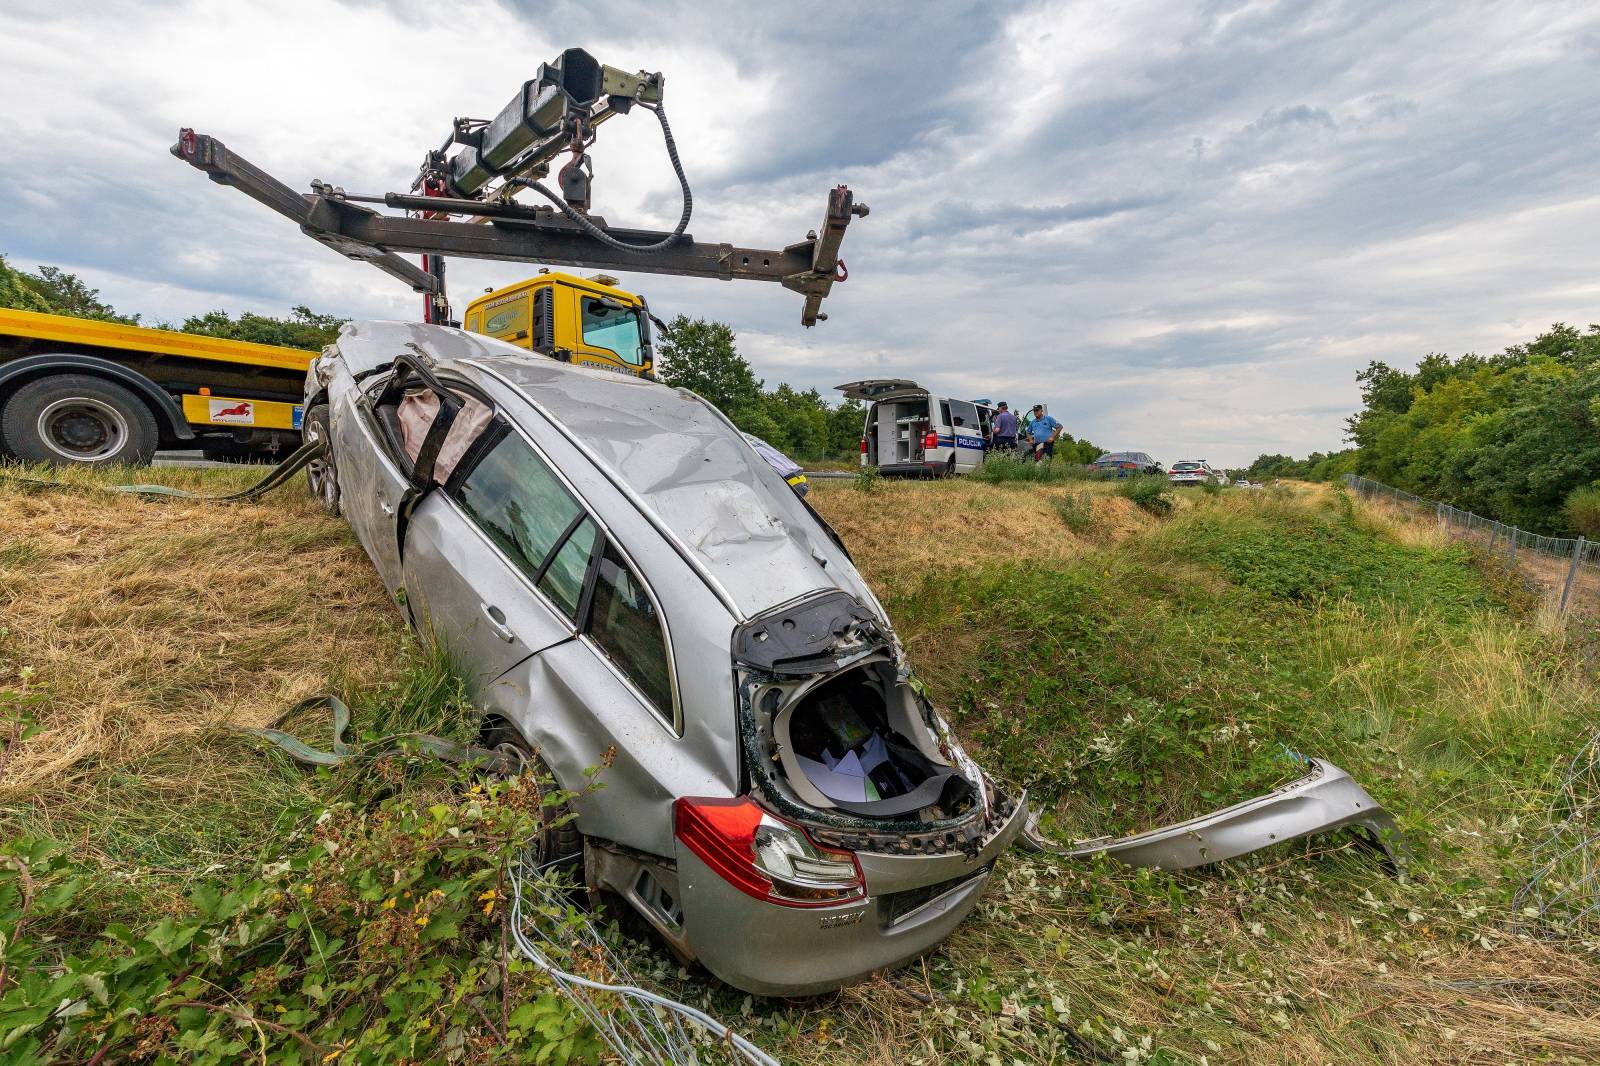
[1560,536,1586,616]
[1508,527,1517,567]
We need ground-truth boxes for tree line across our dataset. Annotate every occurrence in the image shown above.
[1,253,347,350]
[1245,322,1600,535]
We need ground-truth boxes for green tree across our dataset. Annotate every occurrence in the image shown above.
[175,304,346,351]
[656,315,763,414]
[0,253,138,323]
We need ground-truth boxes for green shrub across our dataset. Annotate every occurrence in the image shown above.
[1115,475,1173,516]
[852,466,882,494]
[1563,484,1600,537]
[969,453,1093,485]
[1200,477,1222,496]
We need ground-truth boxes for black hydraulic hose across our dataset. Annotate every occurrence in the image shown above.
[503,102,692,254]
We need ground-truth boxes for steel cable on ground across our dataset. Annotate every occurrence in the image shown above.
[502,102,692,254]
[1512,728,1600,937]
[506,855,780,1065]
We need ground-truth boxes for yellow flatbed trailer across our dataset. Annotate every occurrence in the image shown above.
[0,307,314,464]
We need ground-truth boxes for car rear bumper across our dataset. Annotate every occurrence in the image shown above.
[877,461,944,477]
[1020,758,1407,872]
[675,798,1028,996]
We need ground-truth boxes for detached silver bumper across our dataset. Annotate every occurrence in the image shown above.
[1021,758,1408,872]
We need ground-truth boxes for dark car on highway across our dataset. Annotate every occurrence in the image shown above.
[1090,451,1162,478]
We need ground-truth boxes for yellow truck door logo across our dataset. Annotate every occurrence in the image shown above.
[209,398,255,424]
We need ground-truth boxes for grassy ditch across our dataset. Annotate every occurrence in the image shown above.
[3,467,1599,1063]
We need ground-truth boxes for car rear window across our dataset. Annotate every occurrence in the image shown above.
[587,542,673,721]
[451,431,585,594]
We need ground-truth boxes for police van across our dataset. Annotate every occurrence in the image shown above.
[837,379,994,476]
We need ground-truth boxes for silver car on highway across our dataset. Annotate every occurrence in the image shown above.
[301,321,1026,996]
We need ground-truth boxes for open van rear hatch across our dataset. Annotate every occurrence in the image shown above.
[834,378,926,401]
[732,591,1018,857]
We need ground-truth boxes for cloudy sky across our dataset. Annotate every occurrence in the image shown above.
[3,0,1597,465]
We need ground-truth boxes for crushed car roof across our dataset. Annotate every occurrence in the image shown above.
[334,321,870,621]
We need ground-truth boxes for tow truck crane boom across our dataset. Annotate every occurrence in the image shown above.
[172,47,865,328]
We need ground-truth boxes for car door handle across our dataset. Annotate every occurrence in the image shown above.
[480,603,516,643]
[378,499,394,516]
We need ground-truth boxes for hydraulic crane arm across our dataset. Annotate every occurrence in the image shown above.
[173,129,865,327]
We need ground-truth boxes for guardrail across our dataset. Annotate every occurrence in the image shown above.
[1342,474,1597,618]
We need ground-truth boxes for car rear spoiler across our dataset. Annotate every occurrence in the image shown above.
[1019,758,1408,874]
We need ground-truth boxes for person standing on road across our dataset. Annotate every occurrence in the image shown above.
[990,401,1018,454]
[1026,404,1062,460]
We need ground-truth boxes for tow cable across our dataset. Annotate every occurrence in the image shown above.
[0,438,326,503]
[242,694,506,770]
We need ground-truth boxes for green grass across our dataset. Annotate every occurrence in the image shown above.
[6,471,1600,1063]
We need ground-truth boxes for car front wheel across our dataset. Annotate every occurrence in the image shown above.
[302,403,339,515]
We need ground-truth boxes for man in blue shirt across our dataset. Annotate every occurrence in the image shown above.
[990,401,1018,453]
[1026,404,1062,460]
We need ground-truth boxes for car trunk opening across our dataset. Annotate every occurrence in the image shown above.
[866,395,931,467]
[777,667,975,819]
[731,591,997,837]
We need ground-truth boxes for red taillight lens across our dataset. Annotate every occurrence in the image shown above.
[923,431,938,449]
[674,797,866,908]
[860,439,868,453]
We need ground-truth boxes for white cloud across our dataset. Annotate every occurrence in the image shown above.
[2,0,1598,465]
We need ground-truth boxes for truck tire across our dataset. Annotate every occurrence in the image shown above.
[1,374,159,466]
[302,404,339,515]
[482,724,584,869]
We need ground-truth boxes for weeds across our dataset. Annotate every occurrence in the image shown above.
[851,466,881,494]
[968,452,1094,484]
[1115,474,1174,515]
[1051,491,1097,535]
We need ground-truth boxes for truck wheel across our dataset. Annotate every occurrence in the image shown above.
[1,374,159,466]
[302,404,339,515]
[483,725,584,868]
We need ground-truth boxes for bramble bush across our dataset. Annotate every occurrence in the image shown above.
[0,760,600,1064]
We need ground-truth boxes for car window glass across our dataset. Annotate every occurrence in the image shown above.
[451,433,583,583]
[938,400,952,429]
[538,518,597,619]
[587,542,673,720]
[950,399,980,429]
[581,297,645,365]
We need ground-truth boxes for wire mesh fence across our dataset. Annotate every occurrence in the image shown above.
[1342,474,1599,618]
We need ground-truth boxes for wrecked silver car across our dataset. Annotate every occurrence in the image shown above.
[302,321,1026,996]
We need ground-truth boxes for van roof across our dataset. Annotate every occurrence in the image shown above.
[335,321,865,621]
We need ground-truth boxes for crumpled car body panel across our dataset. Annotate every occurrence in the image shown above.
[1021,758,1408,872]
[309,321,1018,997]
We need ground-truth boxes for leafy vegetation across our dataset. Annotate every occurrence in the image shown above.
[1248,322,1600,534]
[173,306,347,351]
[6,385,1600,1062]
[1563,484,1600,538]
[655,315,864,460]
[0,253,139,324]
[968,452,1098,483]
[0,253,346,351]
[1114,473,1174,515]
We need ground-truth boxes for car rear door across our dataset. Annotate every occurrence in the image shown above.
[401,416,601,695]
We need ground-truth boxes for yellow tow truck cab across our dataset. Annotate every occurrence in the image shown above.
[461,270,655,378]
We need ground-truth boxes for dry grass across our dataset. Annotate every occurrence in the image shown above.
[809,478,1155,587]
[0,465,407,805]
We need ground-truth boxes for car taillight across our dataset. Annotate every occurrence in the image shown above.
[859,439,868,453]
[674,797,866,907]
[923,431,938,449]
